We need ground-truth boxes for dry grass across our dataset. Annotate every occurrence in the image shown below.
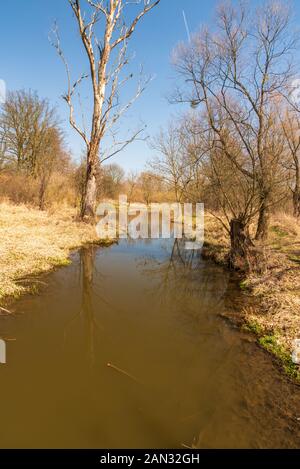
[202,213,230,265]
[243,213,300,354]
[0,202,100,304]
[203,212,300,374]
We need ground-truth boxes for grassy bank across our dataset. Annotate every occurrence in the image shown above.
[203,212,300,382]
[0,202,105,308]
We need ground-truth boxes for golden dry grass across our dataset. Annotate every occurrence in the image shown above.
[243,214,300,353]
[203,212,300,360]
[0,202,100,304]
[202,213,230,264]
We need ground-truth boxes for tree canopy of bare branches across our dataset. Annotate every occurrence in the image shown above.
[173,0,298,240]
[0,90,58,175]
[53,0,160,221]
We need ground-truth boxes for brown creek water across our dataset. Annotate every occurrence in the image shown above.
[0,238,300,448]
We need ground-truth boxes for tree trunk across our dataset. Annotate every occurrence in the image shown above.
[293,165,300,218]
[81,146,98,222]
[39,175,47,211]
[293,187,300,218]
[229,218,253,270]
[255,192,270,241]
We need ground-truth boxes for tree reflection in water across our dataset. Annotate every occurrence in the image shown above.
[80,247,98,366]
[62,246,100,367]
[138,238,229,315]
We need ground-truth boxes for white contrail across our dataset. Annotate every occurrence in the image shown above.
[183,10,191,43]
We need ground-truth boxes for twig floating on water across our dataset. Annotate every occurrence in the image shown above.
[107,362,141,384]
[0,336,16,342]
[0,306,13,315]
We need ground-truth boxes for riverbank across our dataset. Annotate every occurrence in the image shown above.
[0,202,106,309]
[203,212,300,382]
[1,202,299,382]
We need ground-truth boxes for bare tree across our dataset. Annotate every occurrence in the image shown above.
[138,171,162,204]
[53,0,160,222]
[98,162,125,199]
[126,170,139,204]
[173,1,297,240]
[0,127,7,171]
[0,90,58,175]
[0,90,70,209]
[36,128,68,210]
[280,110,300,217]
[150,115,208,203]
[150,123,187,202]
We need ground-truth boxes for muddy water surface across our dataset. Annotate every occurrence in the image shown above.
[0,239,300,448]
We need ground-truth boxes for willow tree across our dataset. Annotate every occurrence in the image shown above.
[54,0,160,221]
[173,1,297,240]
[281,111,300,218]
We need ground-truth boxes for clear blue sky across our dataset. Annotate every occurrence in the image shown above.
[1,0,300,172]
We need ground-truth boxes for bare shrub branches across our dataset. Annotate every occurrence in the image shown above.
[172,0,298,241]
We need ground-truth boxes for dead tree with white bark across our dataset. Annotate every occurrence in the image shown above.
[53,0,160,221]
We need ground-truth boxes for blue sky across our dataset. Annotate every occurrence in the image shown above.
[1,0,300,172]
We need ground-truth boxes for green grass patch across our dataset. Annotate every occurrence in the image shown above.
[259,334,300,382]
[289,254,300,263]
[239,280,249,290]
[243,319,264,335]
[270,226,289,238]
[51,257,71,267]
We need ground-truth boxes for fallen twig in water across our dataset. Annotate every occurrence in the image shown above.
[181,443,193,449]
[107,362,141,384]
[0,306,14,315]
[0,336,16,341]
